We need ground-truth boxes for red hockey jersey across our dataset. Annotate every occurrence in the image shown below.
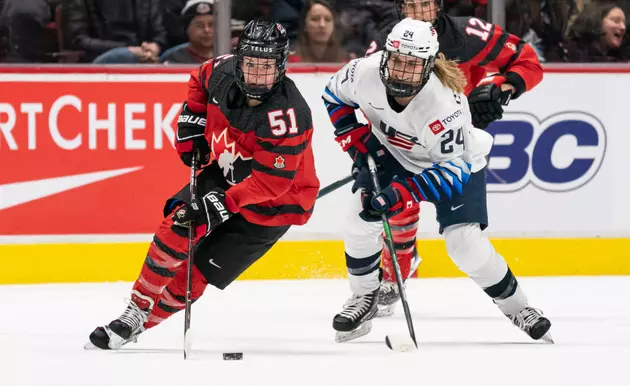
[369,14,543,98]
[185,55,320,227]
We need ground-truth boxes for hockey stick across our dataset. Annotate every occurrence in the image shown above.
[366,155,418,350]
[316,174,353,199]
[183,153,199,360]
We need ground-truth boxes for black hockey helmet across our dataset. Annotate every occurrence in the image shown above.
[395,0,442,24]
[235,19,290,101]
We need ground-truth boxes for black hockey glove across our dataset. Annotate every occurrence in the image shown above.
[358,189,382,222]
[172,189,235,235]
[468,76,513,129]
[334,123,387,170]
[176,102,210,167]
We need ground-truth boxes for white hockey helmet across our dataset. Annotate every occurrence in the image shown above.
[379,18,439,98]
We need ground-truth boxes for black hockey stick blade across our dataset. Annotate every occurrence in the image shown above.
[316,174,353,199]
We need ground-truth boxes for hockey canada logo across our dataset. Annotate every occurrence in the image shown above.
[274,155,286,169]
[211,128,253,186]
[391,40,400,49]
[429,119,446,135]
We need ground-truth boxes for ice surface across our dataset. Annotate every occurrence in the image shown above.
[2,277,629,386]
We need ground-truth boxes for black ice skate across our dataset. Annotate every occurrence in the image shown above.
[86,290,154,350]
[507,306,554,343]
[333,288,379,343]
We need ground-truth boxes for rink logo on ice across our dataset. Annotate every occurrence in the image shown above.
[486,112,606,192]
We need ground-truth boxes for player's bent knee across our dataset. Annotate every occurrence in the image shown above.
[443,223,493,274]
[343,222,382,258]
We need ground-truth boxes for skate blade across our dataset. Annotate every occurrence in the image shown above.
[376,303,396,318]
[541,333,554,344]
[83,342,98,350]
[409,254,422,278]
[335,320,373,343]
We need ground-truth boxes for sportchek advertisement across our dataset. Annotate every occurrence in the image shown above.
[0,69,624,240]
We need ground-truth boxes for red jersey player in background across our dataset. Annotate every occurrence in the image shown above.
[88,20,319,350]
[360,0,543,317]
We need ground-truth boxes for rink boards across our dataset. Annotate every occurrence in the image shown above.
[1,64,629,284]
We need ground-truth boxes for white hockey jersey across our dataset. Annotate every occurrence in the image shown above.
[324,53,494,175]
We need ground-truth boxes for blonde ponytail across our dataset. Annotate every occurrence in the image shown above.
[433,53,467,94]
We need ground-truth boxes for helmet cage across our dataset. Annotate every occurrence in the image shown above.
[379,51,435,98]
[234,21,289,101]
[395,0,443,24]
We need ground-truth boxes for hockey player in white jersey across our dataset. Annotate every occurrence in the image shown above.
[323,18,553,343]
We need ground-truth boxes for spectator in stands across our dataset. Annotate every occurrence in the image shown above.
[161,0,213,64]
[565,2,628,61]
[0,0,60,62]
[232,0,265,24]
[335,0,398,59]
[291,0,348,63]
[63,0,167,63]
[269,0,305,47]
[161,0,188,48]
[503,0,547,61]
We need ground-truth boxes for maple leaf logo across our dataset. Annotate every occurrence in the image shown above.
[273,155,286,169]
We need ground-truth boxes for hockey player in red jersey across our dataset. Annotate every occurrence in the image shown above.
[88,19,319,350]
[361,0,543,317]
[367,0,543,130]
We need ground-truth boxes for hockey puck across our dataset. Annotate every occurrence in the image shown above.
[385,334,417,352]
[222,352,243,360]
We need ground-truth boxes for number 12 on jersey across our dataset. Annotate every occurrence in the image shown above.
[268,109,299,136]
[465,18,493,42]
[441,127,465,154]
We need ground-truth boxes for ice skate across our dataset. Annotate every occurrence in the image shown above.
[376,280,400,317]
[507,306,553,343]
[377,252,421,317]
[86,290,154,350]
[333,288,379,343]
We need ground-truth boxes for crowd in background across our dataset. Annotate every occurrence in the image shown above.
[0,0,628,64]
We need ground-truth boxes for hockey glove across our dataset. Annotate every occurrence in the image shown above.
[176,102,210,167]
[468,75,513,129]
[358,189,383,222]
[369,178,419,217]
[334,123,387,170]
[172,188,236,235]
